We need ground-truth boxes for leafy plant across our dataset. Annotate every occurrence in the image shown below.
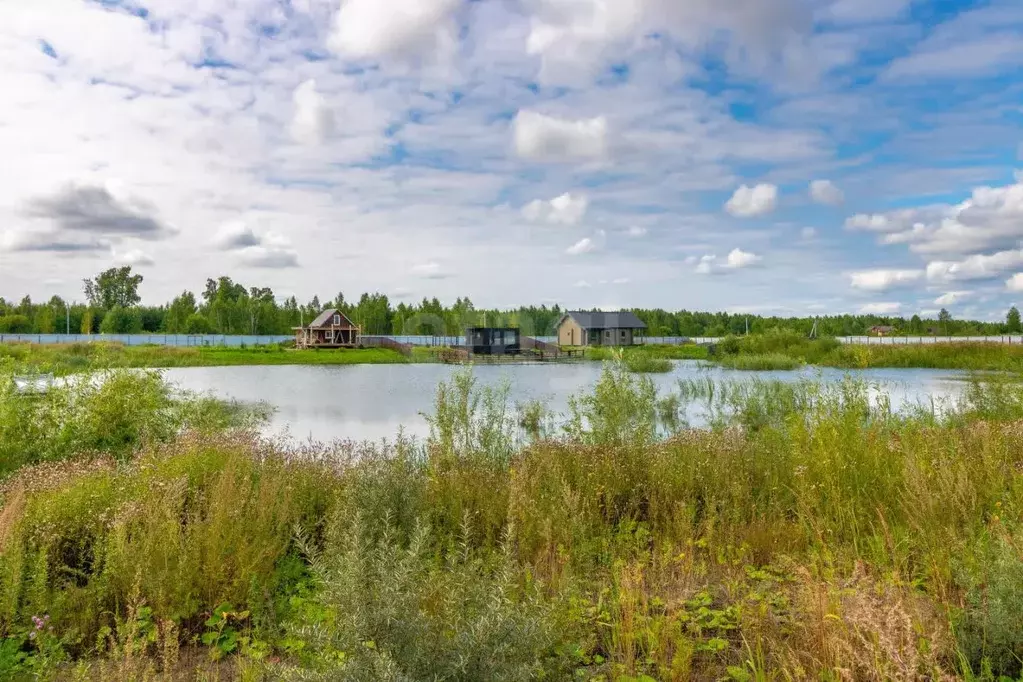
[201,603,250,660]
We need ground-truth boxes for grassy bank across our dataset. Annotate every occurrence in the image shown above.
[0,365,1022,680]
[712,330,1023,372]
[0,342,408,376]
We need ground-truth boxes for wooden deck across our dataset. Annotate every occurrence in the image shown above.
[438,343,583,365]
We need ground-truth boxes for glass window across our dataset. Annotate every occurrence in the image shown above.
[333,314,341,325]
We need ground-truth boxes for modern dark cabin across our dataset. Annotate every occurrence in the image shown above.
[465,327,520,356]
[294,309,361,348]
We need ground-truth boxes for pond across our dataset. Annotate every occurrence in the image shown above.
[161,362,971,444]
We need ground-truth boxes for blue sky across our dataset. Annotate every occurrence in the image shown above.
[0,0,1021,319]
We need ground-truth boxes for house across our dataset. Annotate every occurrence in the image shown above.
[465,327,520,356]
[868,325,896,337]
[294,309,361,348]
[556,311,646,347]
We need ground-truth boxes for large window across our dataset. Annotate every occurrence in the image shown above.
[333,314,341,326]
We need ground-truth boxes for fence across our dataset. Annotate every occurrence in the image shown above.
[4,333,1023,349]
[0,334,293,347]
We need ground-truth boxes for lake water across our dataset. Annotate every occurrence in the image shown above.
[161,362,970,444]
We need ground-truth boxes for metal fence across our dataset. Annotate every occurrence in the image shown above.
[0,334,293,347]
[4,333,1023,348]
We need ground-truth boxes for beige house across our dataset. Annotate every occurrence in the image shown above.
[557,311,646,347]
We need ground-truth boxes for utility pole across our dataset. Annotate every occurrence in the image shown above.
[65,303,70,335]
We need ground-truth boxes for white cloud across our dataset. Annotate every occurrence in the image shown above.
[725,248,762,269]
[627,225,647,238]
[611,277,630,285]
[934,291,972,306]
[849,269,924,292]
[696,249,761,274]
[801,226,817,239]
[523,0,814,84]
[213,221,261,250]
[329,0,461,62]
[514,111,608,162]
[1008,274,1023,293]
[809,179,844,206]
[522,192,589,225]
[214,222,298,268]
[849,177,1023,257]
[566,237,596,256]
[926,249,1023,282]
[573,279,592,288]
[725,184,778,218]
[695,254,717,275]
[113,249,155,267]
[411,261,452,279]
[291,80,335,146]
[858,302,902,315]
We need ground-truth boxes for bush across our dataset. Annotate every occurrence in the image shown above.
[99,307,143,335]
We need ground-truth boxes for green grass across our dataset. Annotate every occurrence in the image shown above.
[1,362,1023,680]
[715,351,804,371]
[0,342,408,375]
[711,330,1023,372]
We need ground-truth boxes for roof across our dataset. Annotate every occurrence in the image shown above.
[561,311,647,330]
[307,309,357,329]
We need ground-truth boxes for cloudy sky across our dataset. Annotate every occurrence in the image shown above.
[1,0,1021,318]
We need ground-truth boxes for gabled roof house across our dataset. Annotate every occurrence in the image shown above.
[556,310,646,347]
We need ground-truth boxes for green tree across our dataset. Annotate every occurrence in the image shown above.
[99,306,143,334]
[1008,307,1021,334]
[909,314,924,334]
[166,291,198,333]
[185,313,213,334]
[938,308,952,335]
[84,267,143,310]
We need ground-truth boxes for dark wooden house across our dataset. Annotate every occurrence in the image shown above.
[294,309,361,348]
[465,327,520,355]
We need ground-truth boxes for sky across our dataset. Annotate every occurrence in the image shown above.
[0,0,1022,319]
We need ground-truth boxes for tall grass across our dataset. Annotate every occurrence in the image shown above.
[0,342,407,376]
[0,363,1022,679]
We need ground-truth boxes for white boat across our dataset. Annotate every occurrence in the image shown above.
[13,375,54,395]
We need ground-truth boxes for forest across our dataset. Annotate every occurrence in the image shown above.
[0,266,1020,338]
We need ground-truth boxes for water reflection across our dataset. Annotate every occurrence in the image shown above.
[162,362,969,444]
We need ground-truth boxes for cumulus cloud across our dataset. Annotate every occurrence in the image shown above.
[524,0,812,84]
[514,111,608,162]
[926,249,1023,282]
[522,192,589,225]
[1008,274,1023,293]
[934,291,972,306]
[411,261,451,279]
[329,0,461,61]
[859,302,902,315]
[626,225,647,238]
[213,221,261,250]
[801,226,817,239]
[4,182,176,255]
[291,80,335,145]
[113,249,155,266]
[809,179,844,206]
[849,269,924,292]
[696,249,762,274]
[573,279,592,288]
[213,222,298,268]
[725,184,778,218]
[566,237,596,255]
[726,248,762,268]
[848,177,1023,256]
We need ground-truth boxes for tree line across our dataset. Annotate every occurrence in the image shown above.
[0,267,1020,338]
